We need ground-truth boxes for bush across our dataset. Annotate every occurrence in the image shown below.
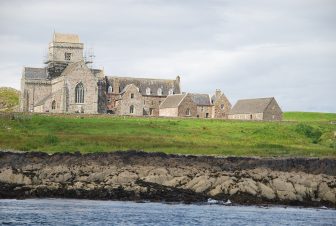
[295,123,322,143]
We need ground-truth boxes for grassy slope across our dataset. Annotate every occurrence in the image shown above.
[0,113,335,157]
[284,112,336,122]
[0,87,20,112]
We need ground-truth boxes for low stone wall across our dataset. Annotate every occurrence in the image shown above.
[0,151,335,207]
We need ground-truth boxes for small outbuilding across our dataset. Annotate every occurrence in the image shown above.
[159,93,197,117]
[228,97,282,121]
[189,93,212,118]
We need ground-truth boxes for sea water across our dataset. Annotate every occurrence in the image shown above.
[0,199,335,225]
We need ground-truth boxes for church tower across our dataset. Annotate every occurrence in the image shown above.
[44,33,84,79]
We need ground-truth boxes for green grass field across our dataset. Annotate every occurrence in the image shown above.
[0,112,335,157]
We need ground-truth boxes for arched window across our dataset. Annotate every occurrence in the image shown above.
[75,83,84,103]
[168,88,174,95]
[130,105,134,114]
[52,100,56,110]
[186,108,191,116]
[157,88,162,96]
[146,87,151,95]
[131,93,134,99]
[108,85,113,94]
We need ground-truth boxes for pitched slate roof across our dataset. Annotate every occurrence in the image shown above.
[160,93,187,108]
[23,67,48,80]
[53,33,80,43]
[106,76,180,96]
[230,97,274,114]
[190,93,211,106]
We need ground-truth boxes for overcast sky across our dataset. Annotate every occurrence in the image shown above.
[0,0,335,112]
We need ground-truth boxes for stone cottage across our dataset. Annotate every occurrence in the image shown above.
[228,97,282,121]
[159,90,231,119]
[159,93,197,117]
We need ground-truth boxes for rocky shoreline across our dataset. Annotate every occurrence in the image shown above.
[0,151,335,208]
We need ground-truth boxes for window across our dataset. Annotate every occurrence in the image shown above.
[52,100,56,110]
[131,93,134,99]
[146,87,151,95]
[168,89,174,95]
[75,83,84,103]
[130,105,134,114]
[65,52,71,61]
[108,86,113,94]
[157,88,162,96]
[221,104,224,110]
[186,108,191,116]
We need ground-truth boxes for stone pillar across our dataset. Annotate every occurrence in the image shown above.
[61,81,67,113]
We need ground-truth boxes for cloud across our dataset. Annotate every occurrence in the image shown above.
[0,0,335,112]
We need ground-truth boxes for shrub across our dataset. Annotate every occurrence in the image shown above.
[295,123,322,143]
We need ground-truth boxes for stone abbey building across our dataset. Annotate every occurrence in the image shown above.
[20,33,281,120]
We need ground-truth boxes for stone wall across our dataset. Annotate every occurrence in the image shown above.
[212,93,231,119]
[116,84,143,116]
[228,113,264,120]
[20,80,52,112]
[61,62,98,114]
[159,107,178,117]
[196,106,212,118]
[263,98,283,121]
[143,96,166,116]
[178,94,197,117]
[47,42,84,63]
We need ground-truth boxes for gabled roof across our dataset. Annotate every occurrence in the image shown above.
[189,93,211,106]
[230,97,274,114]
[160,93,187,108]
[106,76,180,96]
[53,33,80,43]
[120,84,139,95]
[23,67,48,80]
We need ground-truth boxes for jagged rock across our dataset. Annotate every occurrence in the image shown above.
[318,182,336,203]
[0,168,32,185]
[0,151,335,207]
[258,182,276,200]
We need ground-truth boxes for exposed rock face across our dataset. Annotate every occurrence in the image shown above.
[0,151,335,207]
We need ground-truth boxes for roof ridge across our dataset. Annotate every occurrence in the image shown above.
[177,93,188,106]
[107,76,176,81]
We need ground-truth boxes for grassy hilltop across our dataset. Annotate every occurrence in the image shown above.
[0,87,20,112]
[0,112,335,157]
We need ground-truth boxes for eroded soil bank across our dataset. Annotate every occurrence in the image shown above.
[0,151,335,208]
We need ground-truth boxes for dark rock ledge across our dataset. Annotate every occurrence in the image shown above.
[0,151,335,208]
